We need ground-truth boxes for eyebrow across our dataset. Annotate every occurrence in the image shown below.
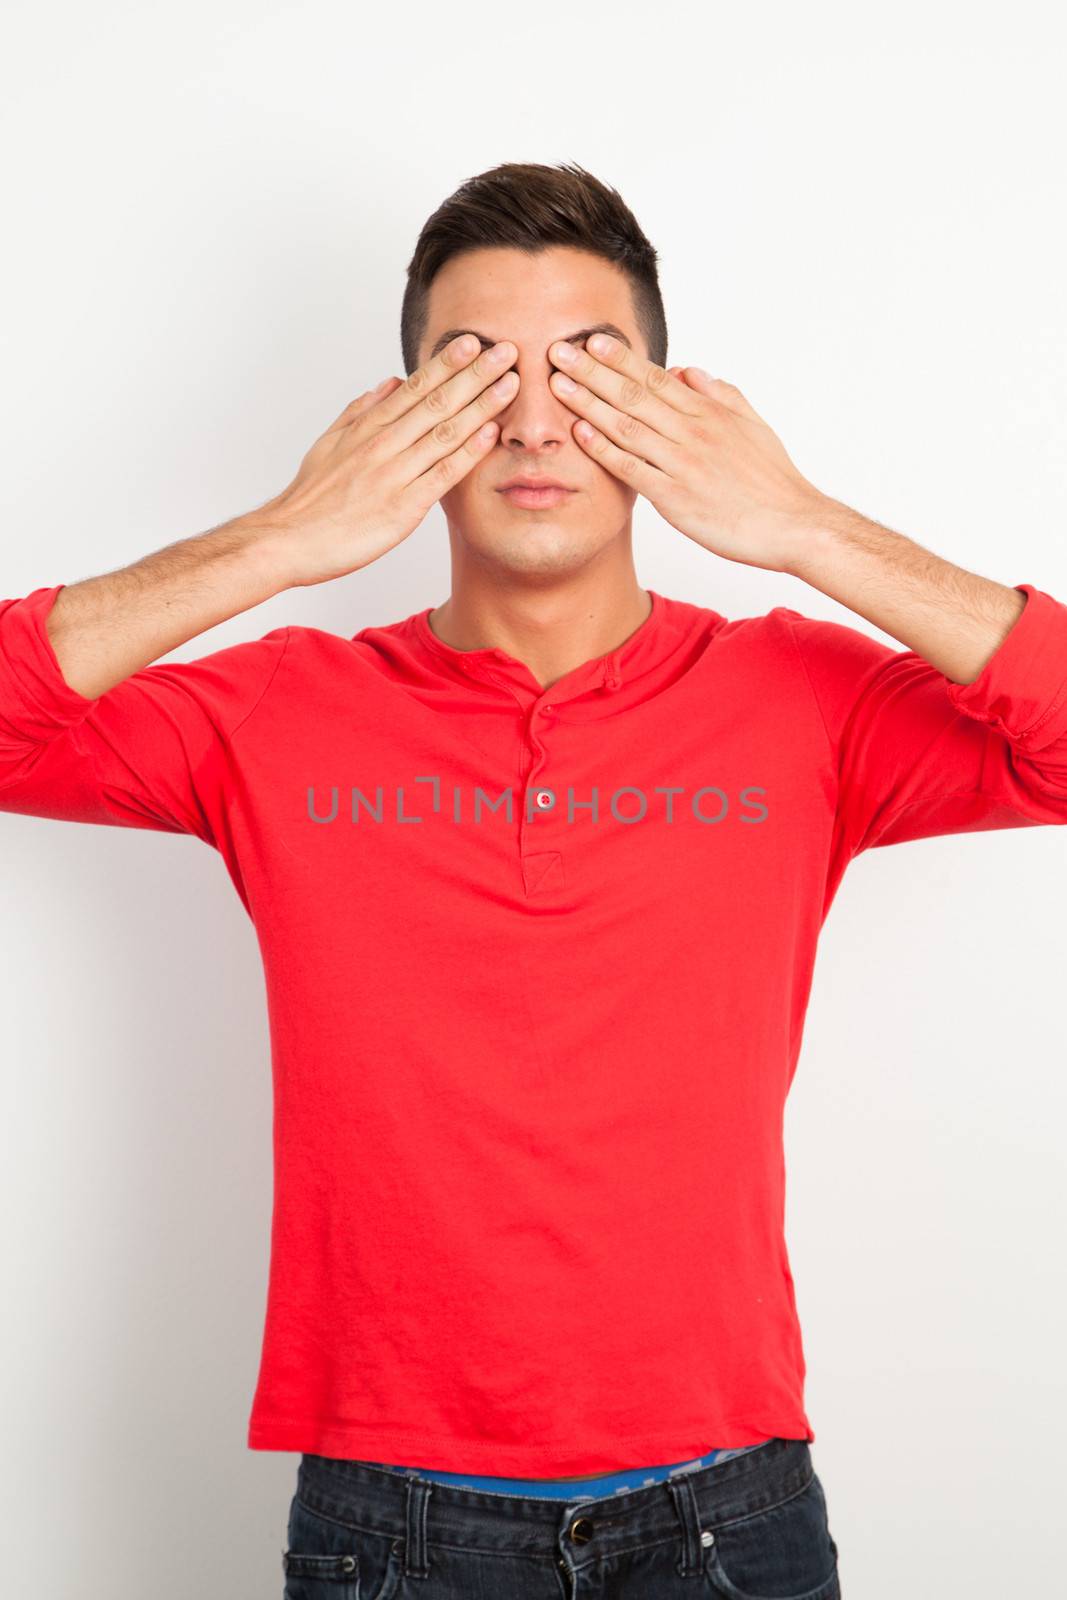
[427,321,633,361]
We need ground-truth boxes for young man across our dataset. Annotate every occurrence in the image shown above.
[2,161,1064,1598]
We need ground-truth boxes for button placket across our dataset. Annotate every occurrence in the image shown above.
[521,698,558,838]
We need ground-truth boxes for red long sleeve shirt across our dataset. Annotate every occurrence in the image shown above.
[2,580,1065,1473]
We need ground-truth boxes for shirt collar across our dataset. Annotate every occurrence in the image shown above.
[356,588,722,723]
[412,590,662,704]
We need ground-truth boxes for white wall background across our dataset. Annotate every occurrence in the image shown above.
[1,2,1064,1595]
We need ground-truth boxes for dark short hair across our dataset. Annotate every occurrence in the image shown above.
[400,161,668,375]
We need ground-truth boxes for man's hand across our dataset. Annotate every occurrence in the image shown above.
[544,333,828,573]
[257,335,520,587]
[545,339,1031,683]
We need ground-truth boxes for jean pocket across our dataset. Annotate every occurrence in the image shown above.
[282,1494,402,1600]
[703,1470,841,1600]
[282,1546,359,1598]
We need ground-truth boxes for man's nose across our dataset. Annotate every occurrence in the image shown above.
[495,361,573,448]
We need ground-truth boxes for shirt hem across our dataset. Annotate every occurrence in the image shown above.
[246,1415,815,1472]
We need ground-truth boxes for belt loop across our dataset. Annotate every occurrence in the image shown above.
[403,1474,433,1578]
[666,1472,704,1578]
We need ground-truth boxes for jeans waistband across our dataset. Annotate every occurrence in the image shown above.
[296,1435,815,1568]
[346,1440,769,1501]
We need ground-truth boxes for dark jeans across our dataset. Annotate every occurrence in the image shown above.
[282,1434,841,1598]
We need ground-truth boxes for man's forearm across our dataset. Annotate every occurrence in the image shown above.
[782,497,1028,685]
[44,515,296,700]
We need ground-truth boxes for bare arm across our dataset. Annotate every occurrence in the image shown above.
[44,517,293,699]
[782,498,1030,685]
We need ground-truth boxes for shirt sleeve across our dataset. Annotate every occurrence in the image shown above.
[0,584,290,846]
[783,581,1067,859]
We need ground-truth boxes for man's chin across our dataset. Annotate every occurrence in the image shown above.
[456,520,593,565]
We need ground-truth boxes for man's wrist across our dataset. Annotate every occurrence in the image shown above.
[772,493,847,582]
[227,511,304,596]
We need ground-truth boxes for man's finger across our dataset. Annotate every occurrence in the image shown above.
[548,334,704,441]
[688,371,762,424]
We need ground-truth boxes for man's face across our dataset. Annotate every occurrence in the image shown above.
[417,245,648,579]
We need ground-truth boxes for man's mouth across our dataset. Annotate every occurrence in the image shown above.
[498,485,576,509]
